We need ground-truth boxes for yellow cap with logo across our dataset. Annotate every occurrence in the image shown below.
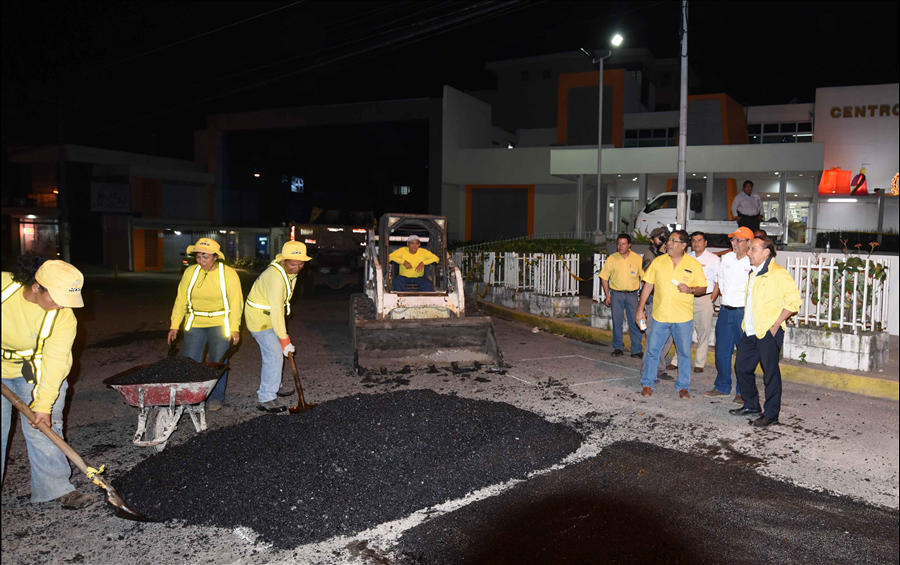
[276,241,311,262]
[35,260,84,308]
[186,237,225,260]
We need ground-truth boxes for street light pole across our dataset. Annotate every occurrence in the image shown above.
[676,0,689,228]
[592,50,611,243]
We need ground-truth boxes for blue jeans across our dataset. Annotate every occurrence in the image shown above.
[392,275,434,292]
[611,290,642,355]
[713,306,744,395]
[641,318,693,392]
[251,329,284,403]
[1,377,75,502]
[182,326,231,402]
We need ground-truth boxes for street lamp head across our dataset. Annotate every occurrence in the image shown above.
[611,34,623,47]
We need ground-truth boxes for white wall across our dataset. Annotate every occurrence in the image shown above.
[814,84,899,190]
[534,184,578,233]
[818,199,881,232]
[442,85,492,185]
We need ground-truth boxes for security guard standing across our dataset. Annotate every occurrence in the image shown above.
[245,241,311,412]
[168,238,243,411]
[2,256,93,509]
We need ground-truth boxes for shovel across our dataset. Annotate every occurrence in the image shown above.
[1,382,149,522]
[286,351,316,413]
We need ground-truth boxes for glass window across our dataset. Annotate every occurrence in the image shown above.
[644,194,677,213]
[624,139,639,148]
[668,127,679,137]
[747,124,761,134]
[666,138,677,146]
[797,122,812,132]
[780,123,797,133]
[763,135,787,143]
[652,128,667,138]
[749,135,761,144]
[625,130,638,139]
[639,139,666,147]
[638,129,653,139]
[796,135,812,143]
[763,123,779,133]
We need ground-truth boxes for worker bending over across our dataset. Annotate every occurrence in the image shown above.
[2,256,93,509]
[245,241,310,413]
[389,234,439,292]
[167,238,243,411]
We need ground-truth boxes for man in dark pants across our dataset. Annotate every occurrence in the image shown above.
[729,237,801,427]
[731,180,763,234]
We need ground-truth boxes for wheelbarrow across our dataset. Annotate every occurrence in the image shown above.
[107,362,226,452]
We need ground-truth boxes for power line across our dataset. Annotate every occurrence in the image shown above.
[63,1,306,80]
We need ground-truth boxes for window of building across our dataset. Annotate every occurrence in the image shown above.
[747,121,813,144]
[623,128,679,147]
[520,70,529,81]
[393,185,411,196]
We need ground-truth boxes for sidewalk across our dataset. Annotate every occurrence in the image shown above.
[478,298,899,401]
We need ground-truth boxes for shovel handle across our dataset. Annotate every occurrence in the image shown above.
[1,382,90,476]
[287,352,311,409]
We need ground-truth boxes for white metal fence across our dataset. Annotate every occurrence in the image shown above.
[592,253,609,303]
[786,255,891,333]
[454,231,595,253]
[453,251,580,297]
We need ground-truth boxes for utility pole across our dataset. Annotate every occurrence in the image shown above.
[676,0,689,229]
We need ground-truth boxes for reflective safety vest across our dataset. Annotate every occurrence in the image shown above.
[183,263,231,338]
[247,261,294,316]
[1,281,59,385]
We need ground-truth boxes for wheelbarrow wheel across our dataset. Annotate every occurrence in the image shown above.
[148,407,174,452]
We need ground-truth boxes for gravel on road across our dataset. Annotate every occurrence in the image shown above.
[106,356,222,386]
[114,389,583,549]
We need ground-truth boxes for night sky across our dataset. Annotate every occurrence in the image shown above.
[2,0,898,159]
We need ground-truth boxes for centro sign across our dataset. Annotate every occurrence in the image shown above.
[830,104,899,118]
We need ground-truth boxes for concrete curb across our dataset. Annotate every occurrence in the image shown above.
[478,299,899,402]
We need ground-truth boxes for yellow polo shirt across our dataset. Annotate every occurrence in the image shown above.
[599,251,643,291]
[170,263,243,332]
[642,254,707,323]
[244,264,297,339]
[389,247,439,278]
[2,272,77,413]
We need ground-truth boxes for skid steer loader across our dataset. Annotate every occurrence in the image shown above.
[350,213,503,373]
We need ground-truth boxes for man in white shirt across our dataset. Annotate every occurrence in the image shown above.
[668,231,719,374]
[731,180,763,233]
[703,227,753,402]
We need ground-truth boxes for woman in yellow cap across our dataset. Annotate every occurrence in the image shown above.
[245,240,310,412]
[2,255,93,509]
[168,238,243,411]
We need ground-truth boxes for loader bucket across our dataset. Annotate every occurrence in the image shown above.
[353,316,503,372]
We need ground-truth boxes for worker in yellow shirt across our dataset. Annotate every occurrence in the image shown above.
[245,241,311,413]
[599,233,644,358]
[167,238,243,411]
[636,230,707,399]
[2,256,93,509]
[389,234,439,291]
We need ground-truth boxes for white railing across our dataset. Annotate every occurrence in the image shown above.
[455,231,592,253]
[786,255,891,333]
[454,251,580,297]
[592,253,609,303]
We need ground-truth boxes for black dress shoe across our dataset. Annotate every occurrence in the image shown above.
[750,416,778,427]
[729,406,762,416]
[657,372,674,381]
[631,352,644,359]
[611,349,624,357]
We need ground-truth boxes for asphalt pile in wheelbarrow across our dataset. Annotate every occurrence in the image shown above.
[107,356,221,386]
[114,390,582,549]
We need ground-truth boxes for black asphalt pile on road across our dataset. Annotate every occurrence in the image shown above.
[107,356,221,385]
[114,390,582,549]
[396,441,899,565]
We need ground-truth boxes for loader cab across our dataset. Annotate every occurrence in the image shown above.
[378,214,448,294]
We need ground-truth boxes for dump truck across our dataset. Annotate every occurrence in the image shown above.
[350,213,503,373]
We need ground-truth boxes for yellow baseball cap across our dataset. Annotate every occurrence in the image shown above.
[35,260,84,308]
[276,240,311,262]
[186,238,225,260]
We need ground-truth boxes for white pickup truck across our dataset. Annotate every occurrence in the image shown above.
[634,191,784,246]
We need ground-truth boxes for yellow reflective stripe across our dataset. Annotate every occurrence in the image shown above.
[184,265,202,331]
[218,263,230,338]
[2,349,35,358]
[269,261,293,316]
[32,310,57,385]
[247,300,270,311]
[2,281,23,303]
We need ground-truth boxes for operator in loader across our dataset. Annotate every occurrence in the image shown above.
[167,237,243,412]
[245,241,311,413]
[389,234,439,292]
[2,256,94,509]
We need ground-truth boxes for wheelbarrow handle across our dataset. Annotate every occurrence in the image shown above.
[218,342,240,364]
